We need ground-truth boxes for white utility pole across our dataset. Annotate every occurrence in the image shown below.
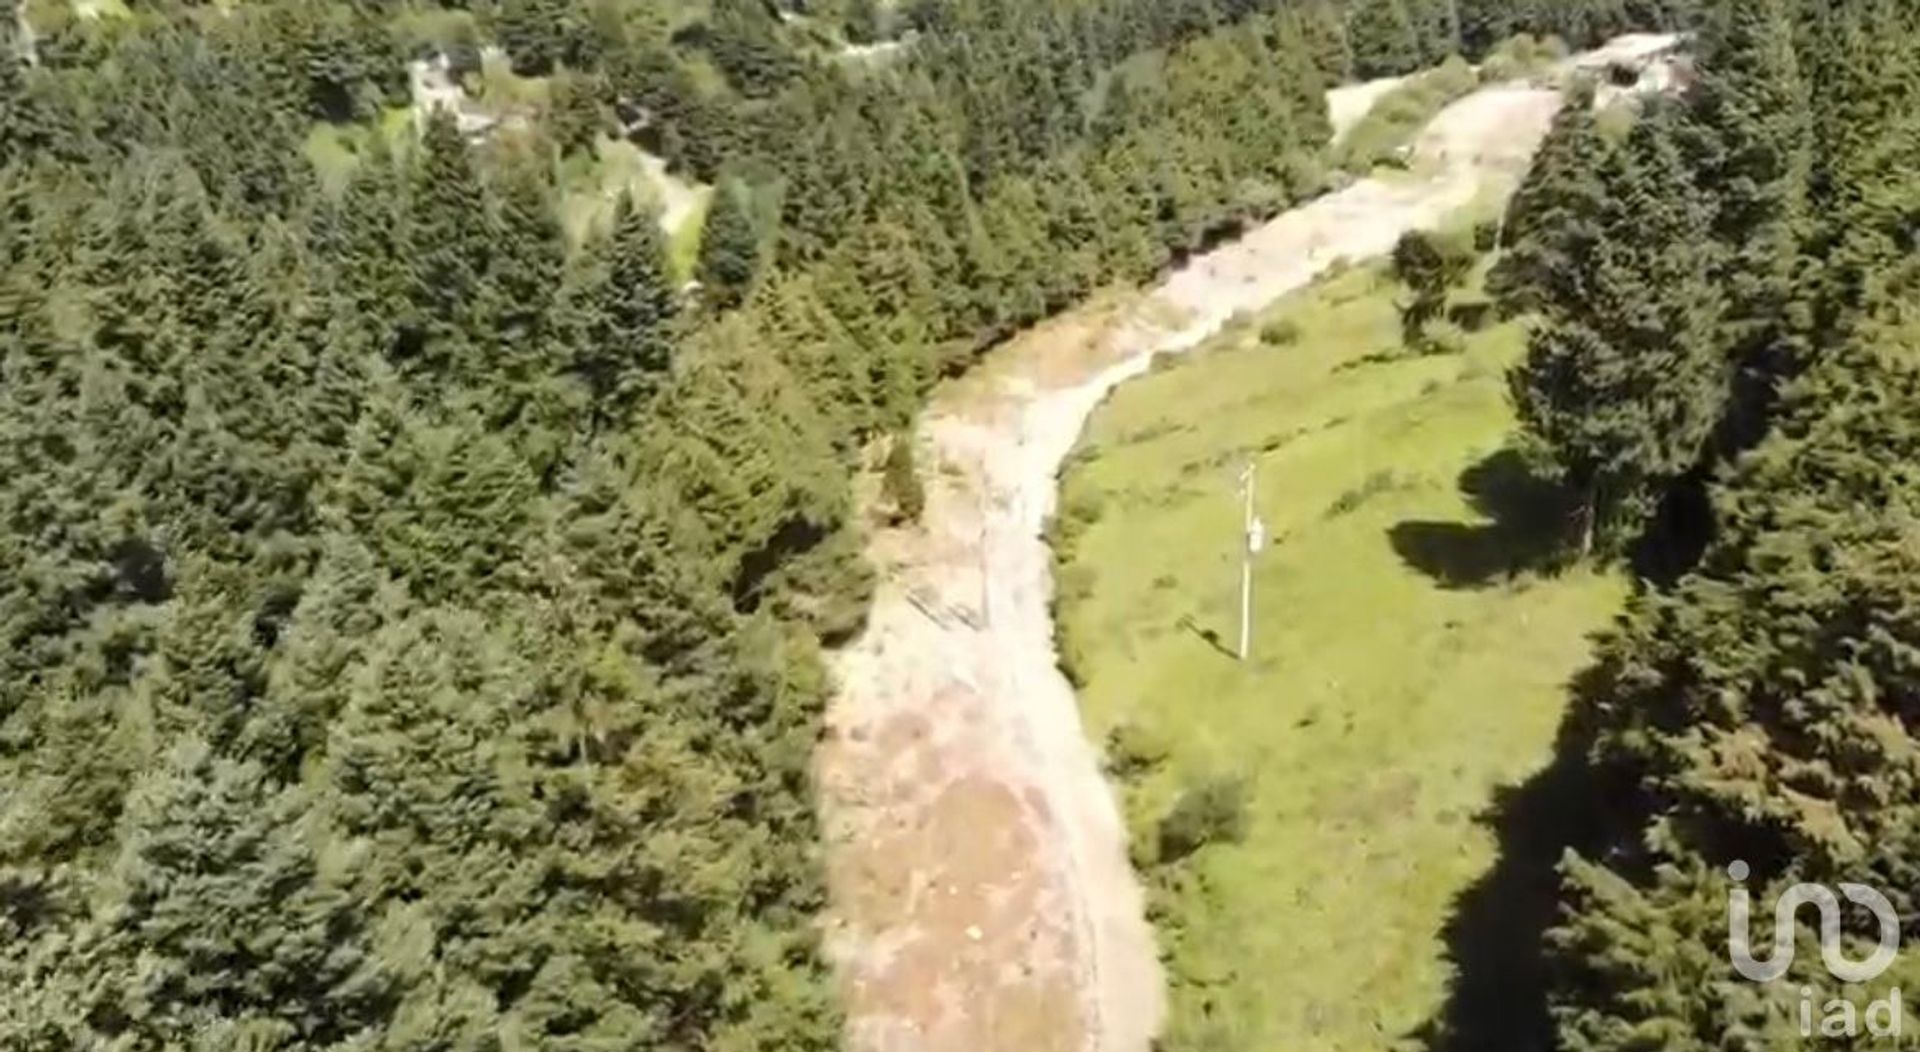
[1237,461,1266,662]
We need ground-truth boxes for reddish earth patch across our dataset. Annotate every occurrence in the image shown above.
[821,691,1087,1052]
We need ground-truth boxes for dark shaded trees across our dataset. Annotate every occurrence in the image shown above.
[1488,81,1608,316]
[1392,227,1474,347]
[545,68,607,157]
[1500,6,1920,1049]
[564,196,678,424]
[1508,102,1725,557]
[493,0,591,75]
[698,175,766,308]
[404,110,495,383]
[704,0,801,99]
[1547,327,1920,1050]
[1686,0,1814,452]
[1457,0,1694,54]
[1348,0,1423,77]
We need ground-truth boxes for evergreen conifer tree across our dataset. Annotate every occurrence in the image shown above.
[405,110,496,383]
[1347,0,1421,77]
[1488,82,1609,316]
[1689,0,1815,450]
[482,148,565,408]
[845,0,881,45]
[1508,103,1726,556]
[495,0,574,75]
[565,196,677,424]
[697,176,764,308]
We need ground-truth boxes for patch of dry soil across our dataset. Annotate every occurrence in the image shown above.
[817,36,1677,1052]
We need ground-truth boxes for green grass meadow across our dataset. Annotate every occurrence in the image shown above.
[1053,262,1625,1050]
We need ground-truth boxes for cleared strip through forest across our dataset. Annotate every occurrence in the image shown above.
[816,33,1677,1052]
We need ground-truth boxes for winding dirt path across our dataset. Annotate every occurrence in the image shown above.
[816,36,1676,1052]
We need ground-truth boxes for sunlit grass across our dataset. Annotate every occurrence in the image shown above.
[559,137,712,272]
[1054,260,1623,1050]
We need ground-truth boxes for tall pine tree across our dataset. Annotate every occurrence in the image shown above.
[563,195,678,426]
[697,175,764,309]
[1488,81,1609,316]
[1688,0,1815,451]
[1508,102,1726,556]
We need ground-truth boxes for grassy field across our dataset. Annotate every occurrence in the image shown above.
[1052,260,1625,1050]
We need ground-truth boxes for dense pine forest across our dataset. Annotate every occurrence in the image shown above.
[0,0,1817,1046]
[1479,0,1920,1047]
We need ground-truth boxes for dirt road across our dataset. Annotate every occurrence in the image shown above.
[816,36,1676,1052]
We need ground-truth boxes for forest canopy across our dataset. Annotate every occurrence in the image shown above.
[1470,2,1920,1049]
[0,0,1691,1046]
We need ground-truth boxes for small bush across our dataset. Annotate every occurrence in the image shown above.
[1416,319,1469,356]
[1428,54,1479,96]
[1476,32,1568,85]
[1448,299,1496,332]
[881,432,925,524]
[1049,559,1096,687]
[1046,485,1107,557]
[1055,562,1098,605]
[1392,228,1475,294]
[1472,220,1500,253]
[1325,470,1399,518]
[1156,772,1250,864]
[1106,722,1172,780]
[1056,631,1090,687]
[1260,317,1302,346]
[1067,486,1106,524]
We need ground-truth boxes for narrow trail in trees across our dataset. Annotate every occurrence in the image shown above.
[816,35,1676,1052]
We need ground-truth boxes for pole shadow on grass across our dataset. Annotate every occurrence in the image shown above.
[1402,663,1639,1051]
[1388,448,1571,589]
[1176,613,1238,660]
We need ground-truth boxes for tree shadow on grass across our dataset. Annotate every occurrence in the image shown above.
[1402,664,1640,1051]
[1388,448,1572,589]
